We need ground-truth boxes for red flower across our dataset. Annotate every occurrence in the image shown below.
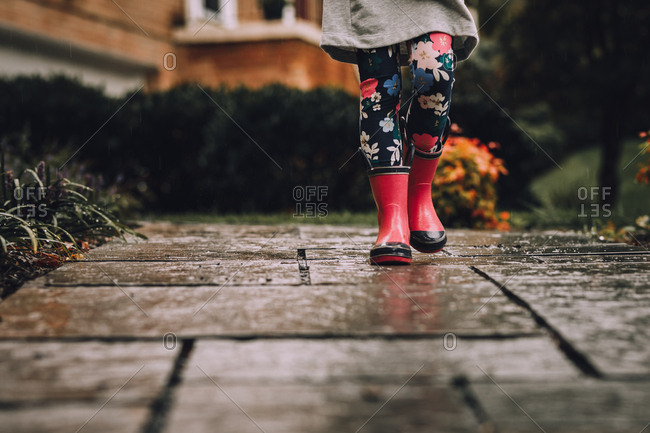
[430,32,452,52]
[412,133,437,151]
[360,78,378,99]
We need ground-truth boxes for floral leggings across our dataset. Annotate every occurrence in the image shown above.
[357,33,455,167]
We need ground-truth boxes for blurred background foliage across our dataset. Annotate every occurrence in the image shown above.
[0,75,511,228]
[463,0,650,208]
[1,0,649,229]
[1,77,371,214]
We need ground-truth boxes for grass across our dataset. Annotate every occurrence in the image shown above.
[153,138,649,232]
[145,210,378,226]
[513,137,649,229]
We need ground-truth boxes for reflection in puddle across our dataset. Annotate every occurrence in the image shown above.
[373,265,442,332]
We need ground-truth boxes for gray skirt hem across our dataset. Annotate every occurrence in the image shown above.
[321,29,478,65]
[320,0,479,65]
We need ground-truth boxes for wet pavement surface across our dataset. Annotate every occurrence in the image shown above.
[0,222,649,432]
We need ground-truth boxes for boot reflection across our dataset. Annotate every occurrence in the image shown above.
[373,264,442,333]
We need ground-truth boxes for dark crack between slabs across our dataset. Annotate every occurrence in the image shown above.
[0,332,546,344]
[452,375,496,432]
[140,338,195,433]
[296,248,312,285]
[469,265,603,378]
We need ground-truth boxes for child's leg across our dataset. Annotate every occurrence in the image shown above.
[406,33,455,253]
[407,32,454,153]
[357,46,411,265]
[357,46,403,167]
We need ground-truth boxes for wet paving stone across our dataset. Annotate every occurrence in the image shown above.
[1,222,648,432]
[297,226,603,249]
[0,341,176,433]
[0,278,537,338]
[443,234,646,257]
[0,405,149,433]
[0,224,540,339]
[166,382,474,433]
[88,222,301,262]
[86,240,297,262]
[164,337,578,433]
[471,380,650,433]
[0,341,175,403]
[476,260,650,376]
[181,338,579,386]
[295,227,645,261]
[41,259,301,287]
[2,227,545,340]
[542,253,650,264]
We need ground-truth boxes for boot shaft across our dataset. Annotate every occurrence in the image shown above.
[368,166,411,250]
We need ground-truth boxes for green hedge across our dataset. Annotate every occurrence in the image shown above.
[1,74,545,213]
[1,76,373,213]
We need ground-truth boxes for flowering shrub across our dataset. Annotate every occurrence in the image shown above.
[432,124,510,230]
[635,130,650,184]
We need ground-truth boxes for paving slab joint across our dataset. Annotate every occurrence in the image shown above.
[452,375,496,432]
[469,265,603,379]
[296,248,312,285]
[140,339,195,433]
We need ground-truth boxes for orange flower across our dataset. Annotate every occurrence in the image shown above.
[433,127,508,229]
[450,123,463,134]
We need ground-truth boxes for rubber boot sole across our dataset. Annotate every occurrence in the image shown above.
[410,231,447,253]
[370,242,412,265]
